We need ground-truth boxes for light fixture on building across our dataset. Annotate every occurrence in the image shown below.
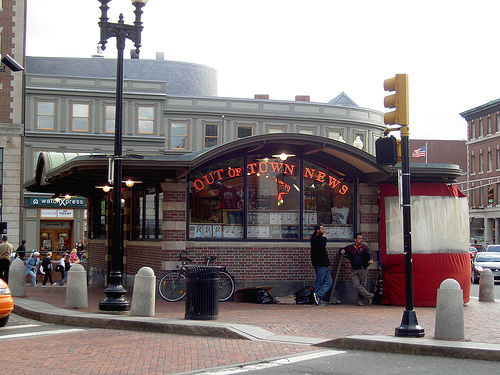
[353,135,364,149]
[272,153,295,161]
[125,180,134,187]
[103,185,111,192]
[338,135,346,143]
[64,194,72,200]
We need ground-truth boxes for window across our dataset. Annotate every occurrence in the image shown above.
[237,126,252,138]
[479,119,484,137]
[134,184,163,239]
[497,150,500,170]
[37,102,55,130]
[105,105,116,133]
[138,106,154,134]
[471,155,475,175]
[497,116,500,133]
[268,127,284,134]
[204,124,219,148]
[471,121,475,139]
[171,122,187,149]
[480,187,484,206]
[488,117,492,134]
[479,153,484,173]
[298,128,314,135]
[328,130,343,141]
[471,186,476,208]
[188,156,355,240]
[488,151,493,172]
[72,103,90,132]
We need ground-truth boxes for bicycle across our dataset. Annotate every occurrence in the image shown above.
[158,251,235,302]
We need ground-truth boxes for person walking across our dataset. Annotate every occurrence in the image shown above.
[59,253,71,286]
[41,252,56,286]
[56,252,66,283]
[310,224,333,305]
[340,233,374,306]
[0,235,14,283]
[16,240,26,260]
[25,252,40,287]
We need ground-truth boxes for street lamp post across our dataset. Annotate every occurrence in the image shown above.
[97,0,148,312]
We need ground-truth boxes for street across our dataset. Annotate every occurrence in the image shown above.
[191,349,500,375]
[469,281,500,299]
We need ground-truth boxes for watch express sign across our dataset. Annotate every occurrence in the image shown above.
[29,197,87,207]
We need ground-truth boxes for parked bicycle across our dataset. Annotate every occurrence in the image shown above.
[158,251,235,302]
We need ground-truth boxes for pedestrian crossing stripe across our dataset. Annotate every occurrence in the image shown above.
[0,328,85,341]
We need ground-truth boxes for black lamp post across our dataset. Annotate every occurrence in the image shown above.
[97,0,148,312]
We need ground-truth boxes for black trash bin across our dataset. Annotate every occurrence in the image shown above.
[185,265,220,320]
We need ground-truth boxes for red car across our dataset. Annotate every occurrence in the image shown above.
[0,278,14,327]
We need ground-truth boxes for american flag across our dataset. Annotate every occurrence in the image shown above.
[412,145,426,158]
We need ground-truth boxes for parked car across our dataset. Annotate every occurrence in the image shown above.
[471,252,500,284]
[486,245,500,252]
[0,278,14,327]
[470,244,486,253]
[469,246,479,260]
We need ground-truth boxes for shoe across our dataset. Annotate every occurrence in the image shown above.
[42,285,47,287]
[318,301,328,306]
[312,292,320,305]
[51,283,57,286]
[367,293,374,306]
[357,301,364,306]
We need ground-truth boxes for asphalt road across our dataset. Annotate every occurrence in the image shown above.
[190,348,500,375]
[469,281,500,298]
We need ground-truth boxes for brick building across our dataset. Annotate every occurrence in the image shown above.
[461,99,500,245]
[0,0,25,245]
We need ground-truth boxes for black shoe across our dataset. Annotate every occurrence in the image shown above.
[313,292,320,305]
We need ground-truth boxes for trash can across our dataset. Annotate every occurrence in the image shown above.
[185,265,220,320]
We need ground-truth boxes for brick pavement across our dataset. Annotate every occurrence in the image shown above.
[17,285,500,345]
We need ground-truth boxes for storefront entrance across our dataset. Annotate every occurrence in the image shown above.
[40,221,72,260]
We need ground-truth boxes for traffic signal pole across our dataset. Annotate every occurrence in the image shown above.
[380,74,425,337]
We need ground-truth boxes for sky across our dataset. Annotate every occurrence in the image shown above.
[25,1,500,140]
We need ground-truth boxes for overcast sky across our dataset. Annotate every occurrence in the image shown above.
[26,1,500,140]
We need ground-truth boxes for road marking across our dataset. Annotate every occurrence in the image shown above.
[1,324,41,330]
[0,328,85,341]
[193,349,345,374]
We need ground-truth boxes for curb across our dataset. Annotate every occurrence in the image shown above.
[317,335,500,361]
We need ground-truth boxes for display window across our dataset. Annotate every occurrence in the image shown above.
[188,156,354,241]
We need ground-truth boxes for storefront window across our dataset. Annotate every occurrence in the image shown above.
[247,155,300,239]
[302,161,353,240]
[188,156,355,241]
[189,157,244,239]
[134,185,163,239]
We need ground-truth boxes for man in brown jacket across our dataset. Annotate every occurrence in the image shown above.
[0,235,14,283]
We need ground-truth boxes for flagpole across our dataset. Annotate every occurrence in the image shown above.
[425,141,428,163]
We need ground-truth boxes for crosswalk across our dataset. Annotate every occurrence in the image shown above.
[0,322,85,341]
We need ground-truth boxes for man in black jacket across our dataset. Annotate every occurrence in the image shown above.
[310,224,332,305]
[341,233,374,306]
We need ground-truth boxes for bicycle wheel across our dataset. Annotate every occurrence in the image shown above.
[218,270,235,302]
[158,271,187,302]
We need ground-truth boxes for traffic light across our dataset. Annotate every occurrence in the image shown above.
[383,74,409,125]
[488,186,494,205]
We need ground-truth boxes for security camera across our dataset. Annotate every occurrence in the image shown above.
[1,54,24,72]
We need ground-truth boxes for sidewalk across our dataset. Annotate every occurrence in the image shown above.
[13,285,500,361]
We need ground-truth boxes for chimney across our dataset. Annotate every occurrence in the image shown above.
[295,95,310,102]
[254,94,269,100]
[156,52,165,61]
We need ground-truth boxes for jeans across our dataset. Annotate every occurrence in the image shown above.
[314,266,333,300]
[27,270,37,286]
[59,270,68,286]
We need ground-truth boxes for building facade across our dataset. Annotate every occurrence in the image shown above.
[24,55,469,305]
[0,0,25,246]
[461,99,500,246]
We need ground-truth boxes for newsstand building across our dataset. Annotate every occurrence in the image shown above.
[24,56,469,306]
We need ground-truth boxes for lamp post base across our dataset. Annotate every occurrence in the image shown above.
[99,271,130,312]
[395,309,425,337]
